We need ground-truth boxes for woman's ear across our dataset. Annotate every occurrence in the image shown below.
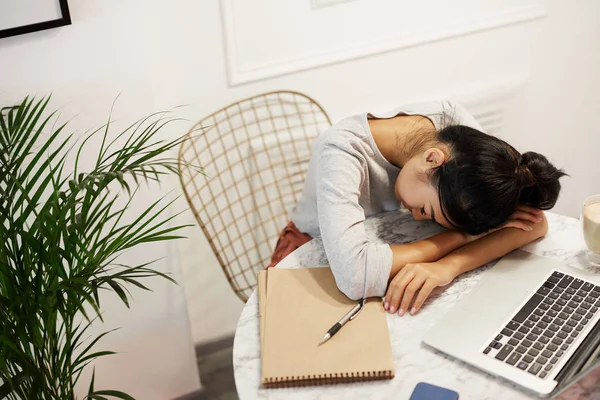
[423,148,446,168]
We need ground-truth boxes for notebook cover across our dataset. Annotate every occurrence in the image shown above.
[259,267,395,388]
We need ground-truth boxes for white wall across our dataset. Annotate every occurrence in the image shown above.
[1,0,599,397]
[0,1,202,399]
[167,0,600,343]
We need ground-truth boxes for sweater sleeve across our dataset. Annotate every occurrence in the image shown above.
[315,138,392,300]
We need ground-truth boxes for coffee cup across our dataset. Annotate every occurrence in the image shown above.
[582,195,600,266]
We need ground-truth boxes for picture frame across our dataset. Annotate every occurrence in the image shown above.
[0,0,71,39]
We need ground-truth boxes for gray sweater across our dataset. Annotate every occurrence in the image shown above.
[289,100,483,300]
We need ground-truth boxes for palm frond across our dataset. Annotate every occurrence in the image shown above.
[0,96,201,399]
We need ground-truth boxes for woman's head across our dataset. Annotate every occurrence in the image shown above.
[395,125,567,235]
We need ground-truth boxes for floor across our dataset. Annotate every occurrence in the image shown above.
[176,335,238,400]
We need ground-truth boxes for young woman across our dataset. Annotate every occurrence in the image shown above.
[267,100,566,317]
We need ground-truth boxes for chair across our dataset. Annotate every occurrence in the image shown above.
[178,91,331,302]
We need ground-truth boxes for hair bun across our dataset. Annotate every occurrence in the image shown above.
[518,152,568,209]
[517,162,535,189]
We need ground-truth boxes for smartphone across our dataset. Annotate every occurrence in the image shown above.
[409,382,459,400]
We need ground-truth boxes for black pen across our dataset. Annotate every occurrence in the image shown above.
[319,299,365,345]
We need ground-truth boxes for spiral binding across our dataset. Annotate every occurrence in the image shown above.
[263,370,394,388]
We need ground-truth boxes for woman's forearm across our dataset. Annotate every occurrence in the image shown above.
[439,213,549,277]
[389,230,468,280]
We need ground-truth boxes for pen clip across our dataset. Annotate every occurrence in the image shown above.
[349,298,366,320]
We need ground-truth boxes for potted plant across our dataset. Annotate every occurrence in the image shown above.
[0,96,199,399]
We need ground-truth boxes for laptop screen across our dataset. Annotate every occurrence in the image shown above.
[552,360,600,399]
[553,316,600,396]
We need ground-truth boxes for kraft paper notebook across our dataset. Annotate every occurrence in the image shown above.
[257,267,395,388]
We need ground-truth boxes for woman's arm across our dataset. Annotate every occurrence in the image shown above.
[383,212,548,315]
[441,213,548,278]
[388,205,542,281]
[389,230,468,280]
[316,138,394,300]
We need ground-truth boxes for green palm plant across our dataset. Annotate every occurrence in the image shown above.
[0,96,200,399]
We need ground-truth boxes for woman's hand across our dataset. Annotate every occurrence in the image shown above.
[383,206,544,316]
[503,205,544,230]
[465,205,544,243]
[383,261,457,316]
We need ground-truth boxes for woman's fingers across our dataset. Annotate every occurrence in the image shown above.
[399,276,425,316]
[517,205,542,215]
[387,270,414,314]
[411,281,436,314]
[384,268,407,310]
[494,208,544,232]
[511,211,543,224]
[384,286,392,310]
[504,220,533,231]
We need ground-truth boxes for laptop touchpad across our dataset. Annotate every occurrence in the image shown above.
[459,255,549,316]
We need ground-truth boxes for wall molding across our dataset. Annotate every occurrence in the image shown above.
[380,77,526,135]
[221,1,547,86]
[311,0,359,10]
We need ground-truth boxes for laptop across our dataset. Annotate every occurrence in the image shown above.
[423,250,600,397]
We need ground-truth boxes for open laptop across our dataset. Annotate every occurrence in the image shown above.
[423,250,600,397]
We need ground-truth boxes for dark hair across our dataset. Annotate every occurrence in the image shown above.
[431,125,567,235]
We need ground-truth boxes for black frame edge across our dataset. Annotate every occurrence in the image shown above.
[0,0,71,40]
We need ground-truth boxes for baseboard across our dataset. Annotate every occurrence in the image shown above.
[172,389,206,400]
[195,335,235,357]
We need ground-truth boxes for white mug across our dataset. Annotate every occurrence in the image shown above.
[582,194,600,266]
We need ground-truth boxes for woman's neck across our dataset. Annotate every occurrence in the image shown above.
[368,115,436,167]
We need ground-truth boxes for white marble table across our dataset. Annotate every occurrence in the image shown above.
[233,210,600,400]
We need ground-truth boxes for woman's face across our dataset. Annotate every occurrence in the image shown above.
[394,149,454,229]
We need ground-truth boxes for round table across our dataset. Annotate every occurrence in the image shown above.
[233,211,600,399]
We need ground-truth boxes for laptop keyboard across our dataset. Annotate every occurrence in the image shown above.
[483,271,600,378]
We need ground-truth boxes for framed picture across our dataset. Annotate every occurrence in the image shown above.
[0,0,71,39]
